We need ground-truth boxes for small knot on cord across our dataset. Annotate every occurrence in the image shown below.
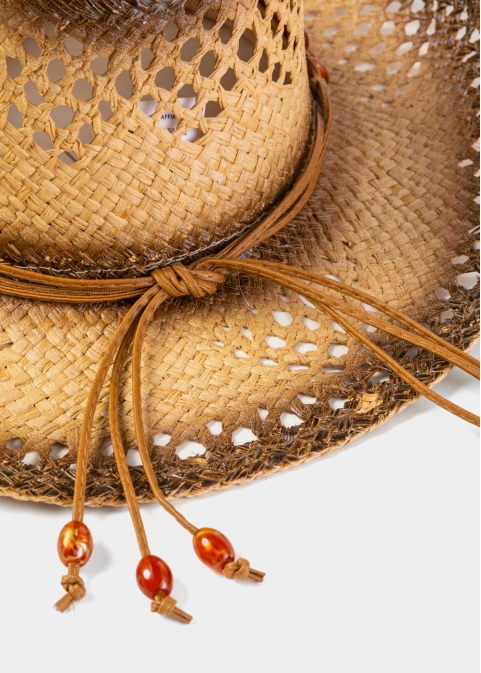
[61,572,86,600]
[151,263,224,299]
[54,572,86,612]
[222,558,266,582]
[151,592,176,616]
[151,592,193,624]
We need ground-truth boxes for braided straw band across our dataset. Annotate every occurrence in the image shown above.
[0,58,477,618]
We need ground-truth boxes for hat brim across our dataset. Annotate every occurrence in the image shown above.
[0,0,478,505]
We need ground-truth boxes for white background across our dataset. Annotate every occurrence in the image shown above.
[1,342,478,673]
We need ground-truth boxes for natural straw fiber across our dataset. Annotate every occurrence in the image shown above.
[0,0,478,506]
[0,0,311,274]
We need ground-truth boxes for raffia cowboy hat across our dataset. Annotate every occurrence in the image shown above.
[0,0,478,619]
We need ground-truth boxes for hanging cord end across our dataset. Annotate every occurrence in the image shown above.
[54,564,86,612]
[223,558,265,583]
[55,522,92,613]
[54,593,74,613]
[151,592,193,624]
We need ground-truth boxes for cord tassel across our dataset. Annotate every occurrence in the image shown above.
[109,320,192,622]
[128,281,265,581]
[53,289,157,612]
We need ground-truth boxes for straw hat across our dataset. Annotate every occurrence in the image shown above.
[0,0,478,618]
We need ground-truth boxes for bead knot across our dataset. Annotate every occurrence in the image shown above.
[223,558,265,582]
[61,573,86,601]
[151,263,224,298]
[223,557,251,579]
[151,592,193,624]
[151,592,177,616]
[54,570,86,612]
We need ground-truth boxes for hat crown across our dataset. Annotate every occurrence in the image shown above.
[0,0,310,276]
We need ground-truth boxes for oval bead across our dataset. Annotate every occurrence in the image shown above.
[193,528,235,572]
[57,521,93,567]
[136,555,173,600]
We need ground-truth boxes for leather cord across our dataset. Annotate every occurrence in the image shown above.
[209,260,479,425]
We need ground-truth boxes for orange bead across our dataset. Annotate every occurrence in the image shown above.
[193,528,235,572]
[57,521,93,567]
[136,555,173,600]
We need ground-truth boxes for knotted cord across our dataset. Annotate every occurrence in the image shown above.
[0,56,476,613]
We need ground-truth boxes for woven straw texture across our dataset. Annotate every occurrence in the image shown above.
[1,0,310,274]
[0,0,478,506]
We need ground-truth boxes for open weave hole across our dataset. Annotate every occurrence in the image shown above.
[0,0,479,505]
[0,0,310,274]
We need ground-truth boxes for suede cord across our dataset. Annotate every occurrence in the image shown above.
[0,58,476,614]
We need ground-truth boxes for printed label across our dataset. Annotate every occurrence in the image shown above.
[138,97,203,142]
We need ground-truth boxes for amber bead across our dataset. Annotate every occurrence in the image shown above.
[57,521,93,567]
[193,528,235,572]
[136,555,173,600]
